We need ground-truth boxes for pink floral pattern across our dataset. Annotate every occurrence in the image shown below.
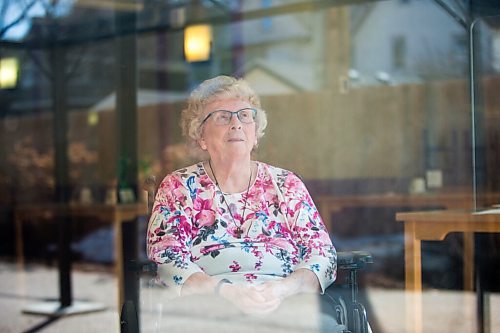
[147,162,337,295]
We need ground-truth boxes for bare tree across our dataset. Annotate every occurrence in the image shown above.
[0,0,38,38]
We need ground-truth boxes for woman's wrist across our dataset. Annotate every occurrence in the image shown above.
[281,275,301,298]
[282,269,319,297]
[214,278,233,296]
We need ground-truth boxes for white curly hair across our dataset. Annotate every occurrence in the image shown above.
[180,75,268,157]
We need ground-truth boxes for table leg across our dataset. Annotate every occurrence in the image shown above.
[463,232,475,291]
[15,214,25,270]
[404,221,423,333]
[14,214,27,297]
[462,231,476,331]
[113,212,125,309]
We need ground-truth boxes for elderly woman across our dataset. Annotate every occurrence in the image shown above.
[147,75,337,316]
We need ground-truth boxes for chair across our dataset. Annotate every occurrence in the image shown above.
[120,175,373,333]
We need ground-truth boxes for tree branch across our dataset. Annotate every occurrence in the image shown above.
[66,45,87,80]
[433,0,468,28]
[0,0,38,38]
[26,48,53,80]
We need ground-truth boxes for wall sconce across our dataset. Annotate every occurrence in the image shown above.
[184,24,212,62]
[0,57,19,89]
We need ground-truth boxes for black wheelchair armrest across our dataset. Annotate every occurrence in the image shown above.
[337,251,373,270]
[127,260,158,275]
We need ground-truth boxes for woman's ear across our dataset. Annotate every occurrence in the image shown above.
[199,137,207,150]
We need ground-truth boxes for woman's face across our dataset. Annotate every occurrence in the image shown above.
[199,97,257,161]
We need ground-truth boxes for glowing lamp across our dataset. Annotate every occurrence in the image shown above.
[184,24,212,62]
[0,57,19,89]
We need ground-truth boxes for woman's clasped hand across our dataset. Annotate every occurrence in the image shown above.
[218,282,283,315]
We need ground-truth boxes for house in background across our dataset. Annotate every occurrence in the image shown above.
[213,0,328,94]
[217,0,500,92]
[349,0,468,86]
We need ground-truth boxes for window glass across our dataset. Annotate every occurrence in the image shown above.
[1,1,500,332]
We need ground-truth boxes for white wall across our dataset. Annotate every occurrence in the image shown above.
[351,0,465,85]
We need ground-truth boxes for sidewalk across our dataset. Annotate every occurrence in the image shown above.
[0,261,119,333]
[0,260,498,333]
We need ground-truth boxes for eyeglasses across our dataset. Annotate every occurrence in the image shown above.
[200,108,257,126]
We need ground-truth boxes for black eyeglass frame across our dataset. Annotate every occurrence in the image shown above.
[200,108,257,126]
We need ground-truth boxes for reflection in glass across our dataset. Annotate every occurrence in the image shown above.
[1,1,500,332]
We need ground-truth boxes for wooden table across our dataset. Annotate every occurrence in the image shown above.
[315,191,500,232]
[14,202,148,309]
[395,209,500,333]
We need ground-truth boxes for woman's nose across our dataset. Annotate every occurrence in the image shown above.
[229,114,242,129]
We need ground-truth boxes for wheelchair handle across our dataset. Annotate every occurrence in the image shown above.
[337,251,373,270]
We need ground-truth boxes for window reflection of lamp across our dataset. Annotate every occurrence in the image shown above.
[184,24,212,62]
[0,57,19,89]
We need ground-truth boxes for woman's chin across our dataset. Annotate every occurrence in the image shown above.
[220,145,252,156]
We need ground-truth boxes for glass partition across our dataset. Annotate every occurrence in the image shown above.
[1,1,500,332]
[470,13,500,333]
[471,14,500,206]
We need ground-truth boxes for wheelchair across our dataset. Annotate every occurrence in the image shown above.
[120,175,373,333]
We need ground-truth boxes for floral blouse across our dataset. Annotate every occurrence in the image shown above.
[147,161,337,296]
